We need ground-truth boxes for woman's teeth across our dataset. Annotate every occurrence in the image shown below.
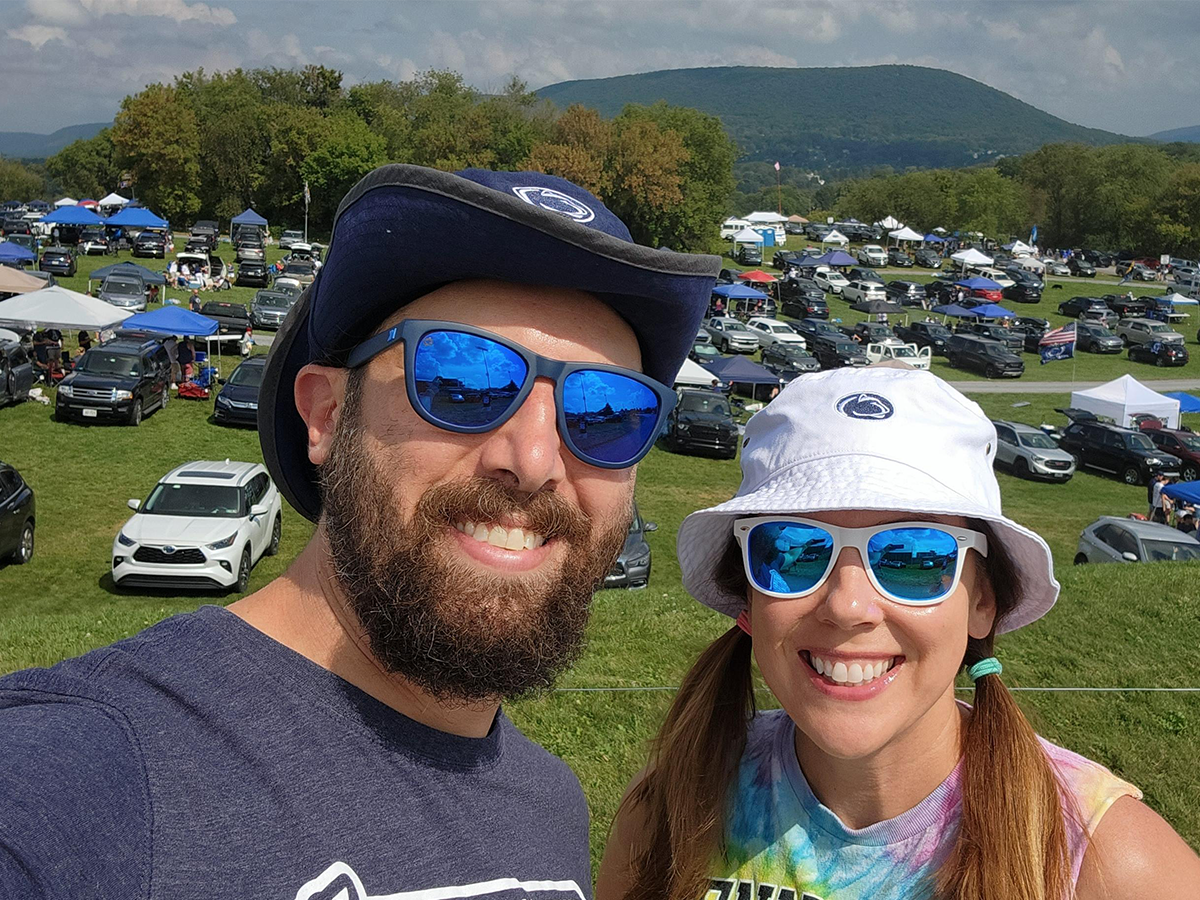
[807,653,895,685]
[455,521,546,551]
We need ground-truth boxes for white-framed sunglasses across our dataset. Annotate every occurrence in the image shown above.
[733,516,989,606]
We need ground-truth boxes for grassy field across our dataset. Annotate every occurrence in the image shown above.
[2,239,1199,869]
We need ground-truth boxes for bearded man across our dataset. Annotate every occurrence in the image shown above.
[0,166,717,899]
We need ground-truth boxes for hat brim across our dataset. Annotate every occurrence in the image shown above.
[677,452,1059,634]
[259,165,720,522]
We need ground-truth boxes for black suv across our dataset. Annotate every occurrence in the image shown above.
[132,231,166,258]
[885,280,927,307]
[1010,316,1050,353]
[761,343,821,378]
[887,247,913,267]
[39,245,76,276]
[841,322,896,345]
[189,220,219,252]
[1129,340,1189,367]
[55,338,171,425]
[1075,321,1123,353]
[1002,269,1043,303]
[848,267,884,284]
[794,317,844,348]
[894,320,952,355]
[1102,293,1150,318]
[1057,421,1181,485]
[914,248,942,268]
[213,356,266,426]
[0,461,35,565]
[1058,296,1110,319]
[813,339,869,370]
[237,261,270,288]
[0,340,35,406]
[954,322,1024,353]
[200,300,251,335]
[1067,257,1096,277]
[946,335,1024,378]
[663,390,739,459]
[736,244,762,265]
[779,279,829,319]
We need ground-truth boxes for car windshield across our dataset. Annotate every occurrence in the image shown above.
[203,304,248,319]
[76,352,140,377]
[256,293,291,308]
[1176,433,1200,451]
[835,342,858,353]
[926,325,950,337]
[104,277,140,293]
[984,345,1009,357]
[1141,539,1200,562]
[768,324,794,333]
[227,364,264,388]
[1147,323,1170,333]
[723,322,748,332]
[692,343,719,356]
[284,262,313,275]
[679,394,729,415]
[283,231,303,239]
[142,482,242,518]
[777,347,812,361]
[1126,433,1155,451]
[1018,432,1057,449]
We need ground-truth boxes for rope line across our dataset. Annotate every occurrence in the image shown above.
[553,685,1200,694]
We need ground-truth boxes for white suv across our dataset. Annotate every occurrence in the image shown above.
[857,245,887,267]
[746,316,806,350]
[113,460,283,593]
[842,280,887,304]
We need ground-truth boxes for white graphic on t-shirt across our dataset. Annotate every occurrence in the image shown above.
[294,861,587,900]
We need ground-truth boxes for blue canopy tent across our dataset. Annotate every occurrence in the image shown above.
[703,355,783,401]
[104,207,168,229]
[922,233,945,243]
[88,261,168,289]
[231,208,268,243]
[932,303,981,318]
[790,256,823,268]
[40,205,104,226]
[120,306,218,336]
[814,250,857,267]
[1164,481,1200,507]
[966,303,1016,319]
[712,284,768,300]
[1165,392,1200,413]
[955,277,1002,292]
[0,243,36,263]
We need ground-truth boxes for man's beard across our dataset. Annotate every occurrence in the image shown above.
[319,372,631,703]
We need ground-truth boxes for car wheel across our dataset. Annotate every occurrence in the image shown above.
[235,546,252,593]
[128,399,143,426]
[1155,356,1165,367]
[1122,465,1142,486]
[985,365,999,378]
[160,386,169,409]
[1073,553,1088,566]
[266,515,282,556]
[948,354,959,369]
[1015,458,1030,478]
[1183,465,1199,482]
[10,521,33,564]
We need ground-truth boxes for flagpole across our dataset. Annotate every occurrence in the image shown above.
[775,162,782,216]
[304,180,310,243]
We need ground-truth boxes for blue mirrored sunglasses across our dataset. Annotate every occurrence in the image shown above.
[345,319,677,469]
[733,516,989,607]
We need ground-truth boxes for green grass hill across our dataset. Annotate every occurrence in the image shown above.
[537,65,1133,173]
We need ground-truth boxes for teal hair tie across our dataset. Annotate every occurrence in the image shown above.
[968,657,1003,681]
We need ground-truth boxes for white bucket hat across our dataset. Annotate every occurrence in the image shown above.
[677,366,1059,634]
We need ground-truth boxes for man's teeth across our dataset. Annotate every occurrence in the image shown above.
[808,653,895,685]
[454,521,546,551]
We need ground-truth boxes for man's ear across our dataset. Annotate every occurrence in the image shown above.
[294,364,350,467]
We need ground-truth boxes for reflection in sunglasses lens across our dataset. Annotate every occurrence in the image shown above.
[562,370,660,465]
[412,331,529,428]
[866,528,959,601]
[747,522,834,595]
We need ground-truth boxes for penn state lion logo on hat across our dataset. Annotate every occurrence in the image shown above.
[511,186,595,223]
[836,392,894,420]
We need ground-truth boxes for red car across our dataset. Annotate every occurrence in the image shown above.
[1142,428,1200,482]
[968,287,1003,302]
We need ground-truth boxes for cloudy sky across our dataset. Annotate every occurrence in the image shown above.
[2,0,1196,137]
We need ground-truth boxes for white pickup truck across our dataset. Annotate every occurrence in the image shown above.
[866,340,932,370]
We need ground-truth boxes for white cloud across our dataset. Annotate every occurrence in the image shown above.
[27,0,236,27]
[6,24,71,49]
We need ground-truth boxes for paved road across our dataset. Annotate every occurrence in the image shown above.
[950,378,1200,394]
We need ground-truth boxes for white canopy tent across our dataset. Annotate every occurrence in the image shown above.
[1013,256,1045,273]
[53,197,78,208]
[822,229,849,246]
[744,211,787,224]
[1003,239,1034,256]
[889,226,924,242]
[1161,292,1200,306]
[876,216,902,230]
[98,192,129,208]
[0,327,19,343]
[731,227,765,244]
[1070,376,1180,429]
[951,247,994,268]
[674,357,721,388]
[0,286,132,331]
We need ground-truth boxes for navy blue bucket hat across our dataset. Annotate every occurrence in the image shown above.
[259,164,721,522]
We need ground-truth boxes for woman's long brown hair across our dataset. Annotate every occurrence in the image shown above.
[620,522,1074,900]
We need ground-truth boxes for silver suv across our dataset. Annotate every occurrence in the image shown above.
[704,316,759,354]
[991,420,1075,482]
[1116,317,1184,346]
[1075,516,1200,565]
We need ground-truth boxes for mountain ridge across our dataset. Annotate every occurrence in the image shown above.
[1150,124,1200,143]
[0,122,110,160]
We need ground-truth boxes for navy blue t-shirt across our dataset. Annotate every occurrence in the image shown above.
[0,605,592,900]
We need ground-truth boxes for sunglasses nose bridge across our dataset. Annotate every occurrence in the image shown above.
[475,378,568,494]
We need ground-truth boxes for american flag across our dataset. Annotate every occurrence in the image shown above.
[1038,322,1075,364]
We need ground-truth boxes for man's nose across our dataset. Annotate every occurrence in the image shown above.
[475,378,568,493]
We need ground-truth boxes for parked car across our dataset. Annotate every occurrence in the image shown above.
[1041,258,1070,276]
[992,420,1075,481]
[840,321,896,345]
[954,322,1024,353]
[1115,317,1185,347]
[1100,293,1149,318]
[971,267,1014,289]
[0,461,35,565]
[38,245,76,276]
[603,503,656,589]
[237,261,271,288]
[894,320,953,355]
[279,229,305,249]
[847,266,884,285]
[235,235,265,262]
[1080,250,1112,268]
[55,337,171,425]
[112,459,282,592]
[213,356,266,427]
[760,342,820,378]
[884,280,927,307]
[812,268,849,295]
[78,226,111,255]
[1057,296,1109,320]
[249,290,298,330]
[842,280,887,304]
[189,220,219,252]
[794,317,845,347]
[1067,258,1096,277]
[663,389,739,459]
[736,244,762,265]
[1057,421,1181,485]
[1075,516,1200,565]
[913,248,942,269]
[0,340,34,406]
[1002,268,1043,302]
[689,342,722,365]
[1009,317,1049,353]
[200,300,252,335]
[1116,261,1157,281]
[857,245,888,267]
[694,326,712,345]
[864,341,931,370]
[779,280,829,319]
[1074,321,1123,353]
[281,258,316,286]
[1129,340,1190,367]
[746,316,805,350]
[132,230,167,258]
[885,247,911,267]
[1143,429,1200,482]
[813,339,869,370]
[98,273,148,311]
[717,267,743,284]
[704,316,759,354]
[946,335,1024,378]
[772,250,804,270]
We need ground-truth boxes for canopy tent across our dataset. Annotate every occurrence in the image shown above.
[1163,481,1200,507]
[1070,375,1180,429]
[78,199,98,208]
[731,227,764,244]
[88,261,167,286]
[889,226,924,242]
[674,357,722,388]
[41,205,104,226]
[951,247,993,268]
[231,208,268,228]
[790,256,823,268]
[821,229,849,246]
[1159,292,1200,306]
[965,303,1016,319]
[0,243,36,263]
[0,266,46,295]
[932,227,948,234]
[787,214,809,224]
[1013,256,1045,272]
[876,216,902,230]
[104,206,168,229]
[955,276,1002,291]
[737,270,777,284]
[702,355,782,385]
[744,211,787,224]
[1164,392,1200,414]
[712,283,768,300]
[120,306,218,337]
[922,233,945,243]
[851,299,903,315]
[0,327,19,343]
[97,192,129,208]
[1003,240,1034,255]
[53,197,77,208]
[932,303,980,318]
[0,286,131,331]
[814,249,856,267]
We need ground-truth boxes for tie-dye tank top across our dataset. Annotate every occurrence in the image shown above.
[708,708,1141,900]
